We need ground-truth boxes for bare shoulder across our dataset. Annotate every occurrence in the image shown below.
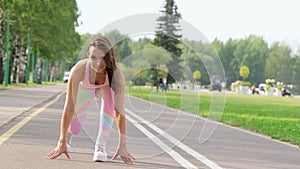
[114,66,125,82]
[112,66,125,93]
[116,66,124,76]
[70,59,87,81]
[71,59,87,73]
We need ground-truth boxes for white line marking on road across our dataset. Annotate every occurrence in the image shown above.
[126,114,198,169]
[129,95,300,149]
[126,108,223,169]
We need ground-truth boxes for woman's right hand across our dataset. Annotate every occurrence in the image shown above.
[46,141,70,159]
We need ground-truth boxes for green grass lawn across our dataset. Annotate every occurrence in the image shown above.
[127,86,300,146]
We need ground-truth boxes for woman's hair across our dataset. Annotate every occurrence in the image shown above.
[87,35,117,88]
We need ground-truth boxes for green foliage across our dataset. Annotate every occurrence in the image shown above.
[233,36,268,83]
[266,42,293,83]
[212,38,238,85]
[129,37,151,53]
[240,81,252,87]
[67,33,93,69]
[153,0,183,84]
[119,43,171,86]
[182,39,211,84]
[104,29,132,62]
[126,34,298,94]
[0,0,81,84]
[141,44,171,86]
[193,70,201,81]
[132,70,149,85]
[143,44,171,65]
[239,65,250,80]
[291,55,300,93]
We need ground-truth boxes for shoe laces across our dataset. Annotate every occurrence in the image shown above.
[95,144,106,153]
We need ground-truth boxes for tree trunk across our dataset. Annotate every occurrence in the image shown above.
[12,33,20,83]
[0,17,4,84]
[49,61,55,82]
[36,57,42,84]
[19,37,26,83]
[8,33,16,84]
[55,61,60,81]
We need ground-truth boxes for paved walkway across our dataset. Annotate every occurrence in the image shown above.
[0,83,67,128]
[1,85,298,128]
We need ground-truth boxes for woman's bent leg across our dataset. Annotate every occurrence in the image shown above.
[93,88,114,162]
[96,88,115,145]
[68,86,94,135]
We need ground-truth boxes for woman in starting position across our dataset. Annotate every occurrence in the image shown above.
[47,35,134,165]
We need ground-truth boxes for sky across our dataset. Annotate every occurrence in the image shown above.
[75,0,300,52]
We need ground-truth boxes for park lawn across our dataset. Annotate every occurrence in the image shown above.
[127,86,300,146]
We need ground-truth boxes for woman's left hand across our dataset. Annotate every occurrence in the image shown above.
[112,145,135,165]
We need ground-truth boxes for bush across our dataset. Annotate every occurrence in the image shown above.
[241,81,252,87]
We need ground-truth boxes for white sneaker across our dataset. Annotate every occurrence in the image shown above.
[93,144,107,162]
[66,134,73,152]
[66,143,71,152]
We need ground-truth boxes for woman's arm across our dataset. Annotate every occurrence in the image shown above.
[111,67,126,144]
[47,62,84,159]
[111,68,135,164]
[59,70,77,144]
[114,86,126,145]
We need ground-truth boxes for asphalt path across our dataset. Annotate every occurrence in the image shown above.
[0,85,300,169]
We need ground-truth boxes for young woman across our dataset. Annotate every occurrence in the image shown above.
[47,35,134,165]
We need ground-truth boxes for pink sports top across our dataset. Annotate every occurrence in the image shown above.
[80,60,109,90]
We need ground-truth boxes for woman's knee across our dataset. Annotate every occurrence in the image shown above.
[68,117,86,135]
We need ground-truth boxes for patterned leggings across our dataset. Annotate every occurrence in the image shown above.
[68,84,114,145]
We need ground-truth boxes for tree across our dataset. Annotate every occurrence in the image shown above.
[240,65,250,80]
[143,44,171,91]
[233,36,268,85]
[104,29,132,62]
[265,42,292,83]
[71,33,93,68]
[153,0,183,84]
[212,38,237,86]
[182,39,215,85]
[291,54,300,94]
[119,43,171,89]
[193,70,201,81]
[129,37,151,53]
[0,0,81,84]
[0,7,5,83]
